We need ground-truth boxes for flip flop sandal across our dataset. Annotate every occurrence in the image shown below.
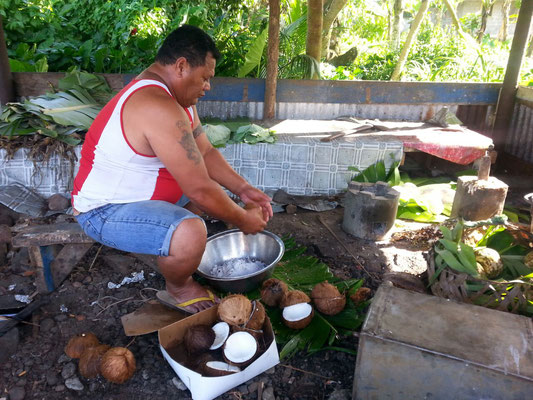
[156,289,216,315]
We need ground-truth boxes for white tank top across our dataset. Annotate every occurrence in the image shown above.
[71,79,193,212]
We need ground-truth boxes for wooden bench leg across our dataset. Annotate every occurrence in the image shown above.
[29,243,93,293]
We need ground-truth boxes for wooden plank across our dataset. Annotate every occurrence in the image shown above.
[51,243,93,289]
[12,223,93,247]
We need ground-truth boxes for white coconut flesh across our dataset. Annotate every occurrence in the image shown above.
[210,322,230,350]
[205,361,241,373]
[282,303,313,321]
[223,331,257,363]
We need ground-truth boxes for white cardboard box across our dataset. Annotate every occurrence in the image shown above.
[158,306,280,400]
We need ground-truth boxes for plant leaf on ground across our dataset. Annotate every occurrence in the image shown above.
[249,236,367,360]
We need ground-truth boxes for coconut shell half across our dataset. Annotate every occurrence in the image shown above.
[223,331,258,367]
[210,321,230,350]
[245,301,266,331]
[282,303,314,329]
[184,324,216,354]
[217,294,253,326]
[202,361,241,377]
[280,290,310,308]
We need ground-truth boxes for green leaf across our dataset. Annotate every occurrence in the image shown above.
[238,27,268,78]
[439,226,453,241]
[458,242,477,269]
[439,238,459,254]
[435,248,468,273]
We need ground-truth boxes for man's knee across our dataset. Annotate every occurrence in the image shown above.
[168,218,206,258]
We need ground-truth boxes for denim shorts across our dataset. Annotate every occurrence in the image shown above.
[75,196,204,257]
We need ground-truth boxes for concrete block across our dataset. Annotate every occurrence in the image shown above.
[450,176,508,221]
[353,285,533,399]
[342,182,400,240]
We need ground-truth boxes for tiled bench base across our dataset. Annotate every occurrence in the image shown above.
[1,135,403,198]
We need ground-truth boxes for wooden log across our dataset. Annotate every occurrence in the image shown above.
[450,176,508,221]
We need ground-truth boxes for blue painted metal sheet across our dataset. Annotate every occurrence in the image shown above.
[200,78,501,105]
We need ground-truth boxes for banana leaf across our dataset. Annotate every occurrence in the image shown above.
[238,27,269,78]
[261,237,367,360]
[29,91,99,129]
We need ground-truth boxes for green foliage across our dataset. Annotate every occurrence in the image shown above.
[0,70,112,145]
[237,27,269,78]
[263,237,367,360]
[349,157,400,185]
[3,0,532,83]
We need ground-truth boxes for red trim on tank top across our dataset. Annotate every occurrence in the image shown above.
[183,107,194,129]
[119,83,173,157]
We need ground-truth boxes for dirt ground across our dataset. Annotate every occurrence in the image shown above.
[0,162,531,400]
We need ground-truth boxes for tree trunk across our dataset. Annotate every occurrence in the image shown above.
[477,0,495,43]
[390,0,429,81]
[264,0,280,120]
[306,0,323,79]
[321,0,348,59]
[443,0,479,49]
[0,16,14,104]
[390,0,403,50]
[498,0,512,42]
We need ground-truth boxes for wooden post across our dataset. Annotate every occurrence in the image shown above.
[264,0,280,120]
[0,16,14,104]
[492,0,532,149]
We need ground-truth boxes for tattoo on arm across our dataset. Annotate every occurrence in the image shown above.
[192,124,205,139]
[176,121,202,164]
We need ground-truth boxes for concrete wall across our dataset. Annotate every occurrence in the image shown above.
[442,0,519,37]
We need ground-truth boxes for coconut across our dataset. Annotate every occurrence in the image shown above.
[217,294,253,326]
[280,290,310,308]
[350,287,371,305]
[260,278,288,307]
[210,321,230,350]
[475,247,503,279]
[64,332,100,359]
[202,361,241,377]
[524,251,533,270]
[223,331,258,367]
[282,303,314,329]
[100,347,136,384]
[245,301,266,331]
[183,325,216,355]
[311,282,346,315]
[79,344,110,379]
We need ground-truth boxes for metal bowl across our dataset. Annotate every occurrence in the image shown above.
[196,229,285,293]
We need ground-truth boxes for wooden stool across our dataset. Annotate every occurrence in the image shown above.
[12,223,94,293]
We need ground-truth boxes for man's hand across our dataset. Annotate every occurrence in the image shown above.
[238,185,273,222]
[238,203,267,234]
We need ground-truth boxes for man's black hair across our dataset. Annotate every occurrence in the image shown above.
[155,25,220,67]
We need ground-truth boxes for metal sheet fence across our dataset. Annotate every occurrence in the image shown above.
[506,87,533,163]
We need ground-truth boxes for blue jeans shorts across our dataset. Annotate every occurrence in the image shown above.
[75,196,204,257]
